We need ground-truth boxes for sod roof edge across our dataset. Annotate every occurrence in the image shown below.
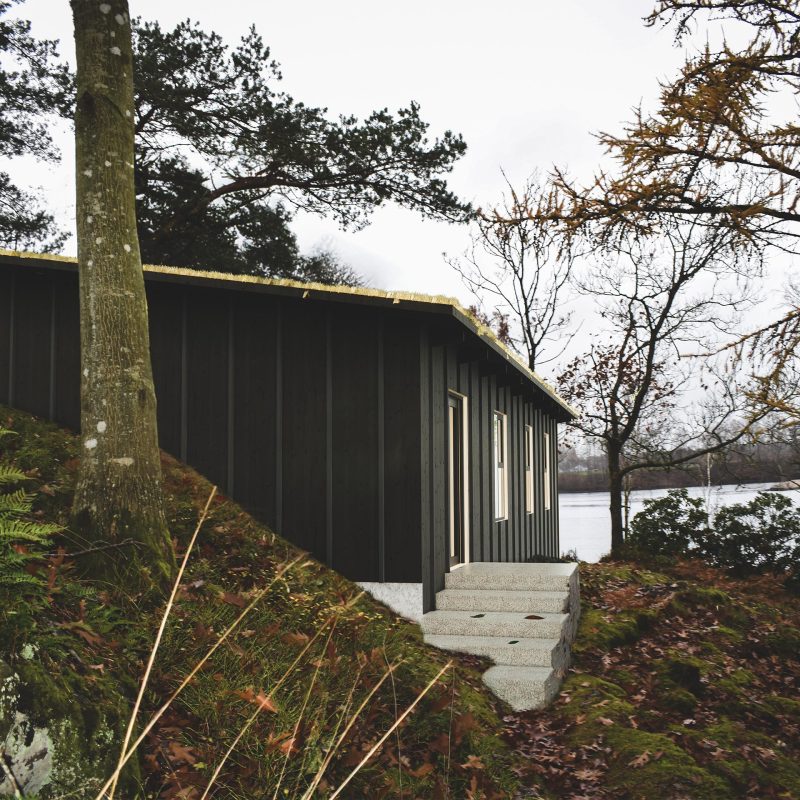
[0,248,579,420]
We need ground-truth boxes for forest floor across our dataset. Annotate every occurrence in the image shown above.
[1,405,799,799]
[0,406,518,799]
[505,561,800,799]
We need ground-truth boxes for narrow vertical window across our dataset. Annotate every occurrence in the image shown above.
[543,430,551,511]
[524,424,533,514]
[493,411,508,520]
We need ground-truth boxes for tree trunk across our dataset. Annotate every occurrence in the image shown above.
[70,0,175,590]
[607,446,626,556]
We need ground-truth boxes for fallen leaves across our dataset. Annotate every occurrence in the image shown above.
[219,591,247,608]
[503,561,800,800]
[628,750,650,768]
[56,620,103,646]
[236,687,278,713]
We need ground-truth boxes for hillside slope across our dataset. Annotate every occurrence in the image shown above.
[506,561,800,799]
[0,406,518,799]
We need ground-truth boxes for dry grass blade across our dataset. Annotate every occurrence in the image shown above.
[197,616,337,800]
[383,641,403,796]
[270,620,338,800]
[328,661,453,800]
[108,486,217,800]
[94,554,303,800]
[0,748,23,799]
[300,660,400,800]
[445,665,457,799]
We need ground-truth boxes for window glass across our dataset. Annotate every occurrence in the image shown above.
[543,430,551,511]
[525,424,533,514]
[493,411,507,520]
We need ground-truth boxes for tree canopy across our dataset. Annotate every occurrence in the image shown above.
[1,8,471,282]
[0,0,71,251]
[541,0,800,247]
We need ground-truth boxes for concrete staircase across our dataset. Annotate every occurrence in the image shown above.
[421,562,580,711]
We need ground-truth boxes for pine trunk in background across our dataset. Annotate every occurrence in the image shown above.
[70,0,175,589]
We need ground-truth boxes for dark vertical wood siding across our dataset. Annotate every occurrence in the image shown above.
[52,272,80,430]
[232,294,278,525]
[148,283,183,458]
[281,302,327,559]
[384,320,422,582]
[418,326,432,610]
[330,309,379,580]
[0,258,568,607]
[0,270,10,405]
[185,287,229,491]
[430,344,447,599]
[12,271,52,419]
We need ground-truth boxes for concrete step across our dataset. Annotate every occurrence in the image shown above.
[423,633,562,668]
[482,665,561,712]
[420,609,568,639]
[435,588,569,613]
[445,562,577,592]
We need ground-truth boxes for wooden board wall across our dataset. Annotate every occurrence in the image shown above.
[0,260,564,610]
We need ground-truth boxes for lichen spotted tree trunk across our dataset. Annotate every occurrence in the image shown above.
[70,0,175,589]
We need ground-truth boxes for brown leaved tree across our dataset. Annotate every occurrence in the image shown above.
[557,222,772,553]
[533,0,800,423]
[70,0,174,589]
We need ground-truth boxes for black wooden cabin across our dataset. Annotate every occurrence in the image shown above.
[0,251,576,615]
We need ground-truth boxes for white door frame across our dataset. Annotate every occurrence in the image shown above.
[447,390,470,568]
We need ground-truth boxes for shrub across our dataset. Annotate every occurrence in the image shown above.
[628,489,709,559]
[698,492,800,577]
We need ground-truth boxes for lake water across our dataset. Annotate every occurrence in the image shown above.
[559,482,799,563]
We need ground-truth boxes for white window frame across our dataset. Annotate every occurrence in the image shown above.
[493,410,508,521]
[524,423,534,514]
[543,430,552,511]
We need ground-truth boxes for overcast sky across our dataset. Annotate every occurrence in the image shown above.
[14,1,690,279]
[12,0,776,386]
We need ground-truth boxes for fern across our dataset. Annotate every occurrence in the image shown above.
[0,425,61,592]
[0,463,27,485]
[0,488,36,514]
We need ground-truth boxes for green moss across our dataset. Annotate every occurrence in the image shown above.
[655,683,698,714]
[607,667,637,687]
[763,694,800,718]
[762,627,800,659]
[0,407,77,481]
[557,675,636,746]
[713,625,744,643]
[675,586,730,607]
[603,727,730,800]
[2,656,139,798]
[657,651,710,693]
[718,668,755,691]
[572,606,656,653]
[683,718,800,794]
[588,563,672,587]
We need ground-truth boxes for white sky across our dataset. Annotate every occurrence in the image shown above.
[13,1,688,276]
[11,0,785,386]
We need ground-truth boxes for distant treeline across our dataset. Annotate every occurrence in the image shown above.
[559,441,799,493]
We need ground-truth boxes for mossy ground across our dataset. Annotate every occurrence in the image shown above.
[4,405,799,800]
[505,560,800,799]
[0,406,518,799]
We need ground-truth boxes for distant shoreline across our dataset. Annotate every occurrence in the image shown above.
[558,479,799,495]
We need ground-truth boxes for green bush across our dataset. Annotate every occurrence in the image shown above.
[629,488,800,590]
[699,492,800,577]
[628,489,708,558]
